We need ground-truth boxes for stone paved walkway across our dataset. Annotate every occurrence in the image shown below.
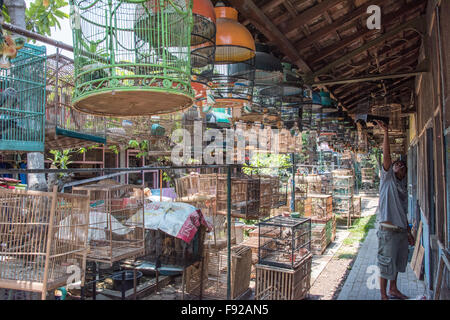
[337,225,427,300]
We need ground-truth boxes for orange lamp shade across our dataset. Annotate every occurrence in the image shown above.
[214,6,255,63]
[193,0,216,24]
[192,0,216,46]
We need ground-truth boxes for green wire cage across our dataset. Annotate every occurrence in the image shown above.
[70,0,194,117]
[0,44,47,152]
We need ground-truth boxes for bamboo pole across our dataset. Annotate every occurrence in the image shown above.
[41,186,58,300]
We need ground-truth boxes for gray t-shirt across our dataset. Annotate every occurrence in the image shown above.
[377,166,408,229]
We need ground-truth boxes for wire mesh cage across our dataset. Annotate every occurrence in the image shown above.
[258,216,311,269]
[0,188,89,300]
[190,0,216,88]
[45,53,107,150]
[0,44,46,152]
[72,184,145,265]
[70,0,194,116]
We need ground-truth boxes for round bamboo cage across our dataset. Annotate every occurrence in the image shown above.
[70,0,194,117]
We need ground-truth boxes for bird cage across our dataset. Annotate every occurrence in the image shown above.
[304,195,332,221]
[332,175,354,196]
[216,174,260,219]
[208,4,255,109]
[259,176,273,218]
[306,174,323,194]
[45,52,107,150]
[255,253,311,300]
[72,184,145,265]
[191,0,216,84]
[0,44,46,152]
[0,188,89,300]
[258,215,311,269]
[200,244,252,300]
[144,226,206,267]
[70,0,194,117]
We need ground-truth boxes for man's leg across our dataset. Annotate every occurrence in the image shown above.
[379,277,389,300]
[388,274,408,299]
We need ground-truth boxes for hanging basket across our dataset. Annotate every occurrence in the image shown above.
[71,0,194,117]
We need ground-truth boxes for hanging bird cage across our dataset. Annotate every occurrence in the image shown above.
[190,0,216,115]
[70,0,194,117]
[191,0,216,75]
[45,52,107,151]
[0,44,47,152]
[208,4,256,109]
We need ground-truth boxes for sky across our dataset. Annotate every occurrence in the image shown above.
[24,0,74,59]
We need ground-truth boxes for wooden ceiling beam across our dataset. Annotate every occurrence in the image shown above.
[227,0,312,73]
[335,34,421,79]
[308,1,425,66]
[294,0,390,50]
[305,15,425,81]
[280,0,343,39]
[312,69,426,87]
[345,79,415,110]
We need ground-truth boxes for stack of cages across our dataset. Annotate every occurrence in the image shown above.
[259,176,274,219]
[304,194,333,222]
[361,167,375,191]
[216,174,260,220]
[0,44,46,153]
[174,171,238,251]
[200,244,252,300]
[255,216,312,300]
[71,184,145,265]
[0,188,89,300]
[332,175,355,219]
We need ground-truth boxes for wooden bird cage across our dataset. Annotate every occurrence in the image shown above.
[0,188,89,300]
[255,253,311,300]
[311,223,328,255]
[259,176,273,218]
[200,245,252,300]
[70,0,194,117]
[304,195,333,222]
[72,184,145,265]
[216,174,260,220]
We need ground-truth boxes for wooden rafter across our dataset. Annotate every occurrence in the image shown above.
[227,0,312,73]
[294,0,390,49]
[308,1,426,67]
[305,15,425,81]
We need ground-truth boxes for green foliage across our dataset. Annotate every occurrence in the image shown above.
[2,1,69,37]
[243,153,290,179]
[128,139,150,158]
[108,145,119,155]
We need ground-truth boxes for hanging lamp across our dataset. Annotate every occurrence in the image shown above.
[71,0,194,117]
[208,3,256,109]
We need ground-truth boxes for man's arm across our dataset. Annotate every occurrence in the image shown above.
[375,120,391,171]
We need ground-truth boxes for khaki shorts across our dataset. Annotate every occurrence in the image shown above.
[377,228,409,280]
